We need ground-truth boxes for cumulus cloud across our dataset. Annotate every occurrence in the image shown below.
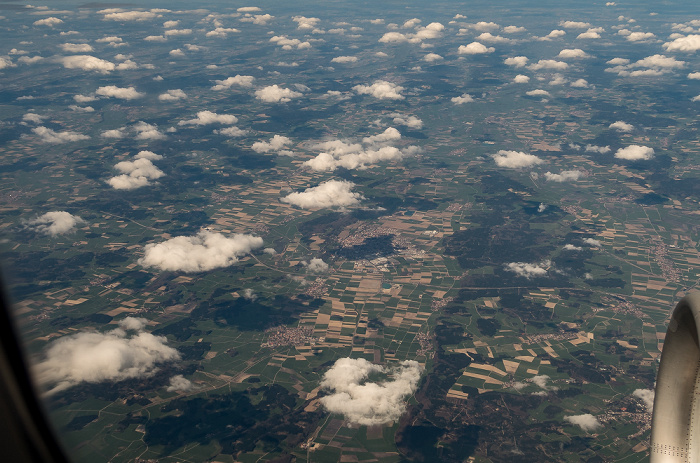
[32,126,89,143]
[512,75,530,83]
[559,21,591,29]
[493,150,544,168]
[281,180,364,209]
[22,113,43,124]
[60,55,115,73]
[503,25,526,33]
[33,17,63,26]
[34,317,180,395]
[423,53,443,62]
[607,54,685,77]
[304,128,415,171]
[542,29,566,39]
[583,238,602,247]
[255,85,303,103]
[615,145,654,160]
[96,85,144,100]
[624,31,656,42]
[179,110,238,126]
[570,78,589,88]
[565,414,602,432]
[633,388,654,412]
[166,374,194,392]
[564,244,583,251]
[558,48,590,59]
[585,144,610,154]
[133,121,166,140]
[319,358,423,426]
[107,155,165,190]
[102,11,159,21]
[544,170,582,182]
[215,126,248,137]
[353,80,404,100]
[504,56,528,67]
[688,72,700,79]
[577,29,602,39]
[211,75,255,90]
[451,93,474,104]
[139,231,263,272]
[304,258,329,273]
[251,135,292,154]
[158,89,187,101]
[526,89,551,98]
[458,42,494,54]
[528,59,568,70]
[331,55,358,63]
[26,211,85,236]
[663,34,700,52]
[75,94,97,104]
[206,27,241,38]
[610,121,634,132]
[390,113,423,129]
[505,261,549,278]
[101,128,125,138]
[269,35,311,50]
[60,43,93,53]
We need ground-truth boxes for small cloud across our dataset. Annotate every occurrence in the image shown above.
[513,74,530,83]
[609,121,633,132]
[25,211,85,236]
[158,89,187,101]
[304,258,329,273]
[60,55,115,74]
[179,110,238,126]
[251,134,292,153]
[526,89,551,98]
[423,53,443,62]
[102,11,159,21]
[215,126,248,137]
[545,170,582,182]
[33,17,63,27]
[281,180,364,209]
[255,85,303,103]
[331,55,358,63]
[615,145,654,161]
[390,113,423,129]
[353,80,404,100]
[559,21,591,29]
[570,78,589,88]
[458,41,495,54]
[167,375,194,392]
[96,85,144,100]
[211,75,255,90]
[32,126,89,143]
[504,56,528,67]
[60,43,93,53]
[564,414,602,432]
[584,144,610,154]
[583,238,601,247]
[564,244,583,251]
[139,231,264,272]
[558,48,590,59]
[633,389,654,412]
[451,93,474,104]
[505,261,549,278]
[528,59,568,70]
[493,150,544,168]
[107,155,165,190]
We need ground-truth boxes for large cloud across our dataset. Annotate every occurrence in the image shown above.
[492,150,544,168]
[564,414,602,432]
[304,128,416,171]
[281,180,364,209]
[319,358,423,426]
[615,145,654,160]
[179,110,238,126]
[96,85,144,100]
[26,211,85,236]
[633,388,654,412]
[255,85,303,103]
[60,55,115,73]
[139,231,263,272]
[663,34,700,52]
[211,75,255,90]
[32,126,89,143]
[353,80,404,100]
[107,153,165,190]
[33,317,180,395]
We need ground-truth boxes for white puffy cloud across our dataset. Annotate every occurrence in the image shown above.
[134,150,163,161]
[525,89,551,98]
[60,43,93,53]
[458,42,494,54]
[470,21,500,32]
[577,29,602,39]
[22,113,43,124]
[451,93,474,104]
[211,75,255,90]
[101,128,125,138]
[215,126,248,137]
[476,32,511,43]
[558,48,590,59]
[544,170,582,182]
[559,21,591,29]
[423,53,443,62]
[133,121,166,140]
[304,258,329,273]
[625,31,656,42]
[564,414,602,432]
[615,145,654,160]
[505,261,549,278]
[293,15,320,30]
[239,14,273,25]
[688,72,700,79]
[633,389,654,412]
[166,374,194,392]
[17,56,43,65]
[331,55,358,63]
[390,113,423,129]
[69,105,95,112]
[528,59,568,70]
[255,85,303,103]
[74,94,97,103]
[585,144,610,153]
[513,75,530,83]
[60,55,115,73]
[144,35,166,42]
[206,27,241,38]
[33,17,63,26]
[564,244,583,251]
[164,28,192,36]
[96,85,144,100]
[319,358,423,426]
[543,29,566,39]
[570,78,589,88]
[169,49,184,57]
[269,35,311,50]
[103,11,159,21]
[158,89,187,101]
[606,54,684,77]
[252,135,292,153]
[32,126,89,143]
[607,58,630,65]
[281,180,364,209]
[179,110,238,126]
[237,6,261,12]
[493,150,544,168]
[139,231,263,272]
[610,121,634,132]
[34,317,180,395]
[504,56,528,67]
[549,74,567,86]
[107,156,165,190]
[353,80,404,100]
[26,211,85,236]
[583,238,602,247]
[663,34,700,52]
[503,25,526,33]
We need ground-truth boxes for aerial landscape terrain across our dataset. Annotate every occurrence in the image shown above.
[1,0,700,461]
